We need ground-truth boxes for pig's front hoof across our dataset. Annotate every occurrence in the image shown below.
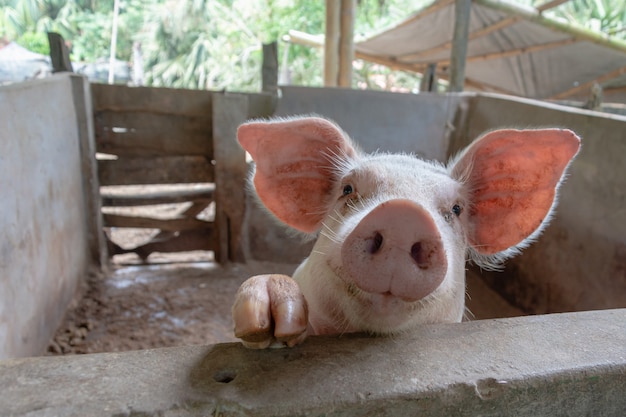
[232,274,309,349]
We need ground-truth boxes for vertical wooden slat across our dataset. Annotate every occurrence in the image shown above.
[48,32,73,73]
[70,74,108,269]
[262,42,279,93]
[212,93,249,263]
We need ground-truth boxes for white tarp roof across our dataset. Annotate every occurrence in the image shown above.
[356,0,626,101]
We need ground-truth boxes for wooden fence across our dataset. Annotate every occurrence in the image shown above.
[91,83,275,263]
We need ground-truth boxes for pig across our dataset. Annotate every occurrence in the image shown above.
[232,116,580,349]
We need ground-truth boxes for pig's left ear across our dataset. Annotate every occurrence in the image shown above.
[451,129,581,256]
[238,117,358,233]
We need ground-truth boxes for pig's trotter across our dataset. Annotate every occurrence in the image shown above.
[232,274,309,349]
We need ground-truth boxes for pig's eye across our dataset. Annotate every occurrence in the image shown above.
[342,184,354,196]
[452,204,463,217]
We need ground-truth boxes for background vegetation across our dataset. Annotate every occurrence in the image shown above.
[1,0,624,91]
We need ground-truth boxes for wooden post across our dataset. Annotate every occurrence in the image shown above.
[338,0,355,87]
[212,93,249,263]
[47,32,73,73]
[324,0,340,87]
[420,63,438,92]
[262,42,279,93]
[448,0,471,92]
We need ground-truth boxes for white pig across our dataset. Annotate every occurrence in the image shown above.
[232,116,580,349]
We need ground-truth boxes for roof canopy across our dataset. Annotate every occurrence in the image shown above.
[355,0,626,101]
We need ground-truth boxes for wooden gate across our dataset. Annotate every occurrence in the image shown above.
[91,83,274,263]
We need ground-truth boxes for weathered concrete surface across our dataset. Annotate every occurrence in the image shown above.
[1,309,624,416]
[0,74,99,359]
[451,93,626,314]
[275,86,463,160]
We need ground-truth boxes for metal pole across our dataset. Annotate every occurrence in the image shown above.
[108,0,120,84]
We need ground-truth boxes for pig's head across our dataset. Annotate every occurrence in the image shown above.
[238,117,580,335]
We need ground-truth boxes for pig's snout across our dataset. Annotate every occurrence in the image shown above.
[341,199,447,302]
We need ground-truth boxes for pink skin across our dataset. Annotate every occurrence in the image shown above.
[232,117,581,349]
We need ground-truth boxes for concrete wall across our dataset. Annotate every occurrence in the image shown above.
[0,74,101,359]
[451,94,626,314]
[1,309,624,416]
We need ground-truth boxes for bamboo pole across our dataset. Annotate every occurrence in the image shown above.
[338,0,356,87]
[449,0,472,92]
[536,0,571,12]
[324,0,340,87]
[435,37,577,67]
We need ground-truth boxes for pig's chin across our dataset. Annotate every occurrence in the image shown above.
[350,288,422,332]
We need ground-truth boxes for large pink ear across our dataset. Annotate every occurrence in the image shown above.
[452,129,581,255]
[238,117,357,233]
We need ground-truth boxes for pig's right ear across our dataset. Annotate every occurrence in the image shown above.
[238,117,357,233]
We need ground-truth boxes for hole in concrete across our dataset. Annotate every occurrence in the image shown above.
[213,369,236,383]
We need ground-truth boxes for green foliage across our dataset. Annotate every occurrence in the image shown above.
[0,0,623,91]
[16,30,49,54]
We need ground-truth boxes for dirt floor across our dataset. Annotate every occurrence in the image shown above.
[48,255,523,356]
[48,258,299,355]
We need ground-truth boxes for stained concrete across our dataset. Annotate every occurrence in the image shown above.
[0,74,99,359]
[1,309,624,416]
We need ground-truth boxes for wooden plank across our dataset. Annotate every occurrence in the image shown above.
[48,32,73,73]
[91,83,214,117]
[262,42,278,93]
[101,186,215,206]
[103,213,212,231]
[98,156,214,186]
[550,65,626,99]
[131,228,218,260]
[94,110,212,131]
[94,111,213,157]
[435,38,578,67]
[213,93,249,263]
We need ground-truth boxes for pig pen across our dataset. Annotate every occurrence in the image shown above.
[1,74,625,416]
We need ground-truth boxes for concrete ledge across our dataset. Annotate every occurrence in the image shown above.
[1,309,624,416]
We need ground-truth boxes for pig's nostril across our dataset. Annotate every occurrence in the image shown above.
[366,232,384,255]
[411,242,428,268]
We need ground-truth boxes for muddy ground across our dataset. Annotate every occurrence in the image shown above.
[48,255,523,355]
[48,258,299,355]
